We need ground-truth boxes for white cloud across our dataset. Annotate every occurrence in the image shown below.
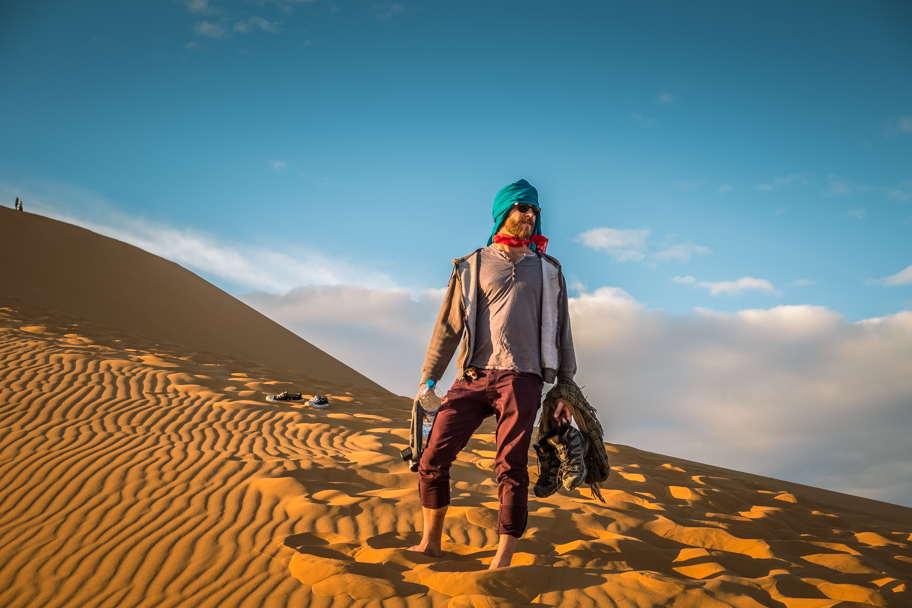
[886,181,912,202]
[823,174,873,197]
[626,113,656,127]
[242,286,449,394]
[846,208,865,219]
[1,181,393,293]
[654,243,712,262]
[884,115,912,138]
[868,265,912,287]
[756,172,812,191]
[184,0,215,15]
[78,217,392,292]
[672,180,703,191]
[372,3,406,21]
[260,0,318,13]
[569,289,912,506]
[657,92,675,104]
[576,227,650,261]
[579,228,711,264]
[695,276,781,296]
[234,16,278,33]
[194,21,226,39]
[717,184,733,194]
[271,160,288,170]
[675,275,780,295]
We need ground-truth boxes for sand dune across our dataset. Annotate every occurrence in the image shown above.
[0,207,380,390]
[1,210,911,607]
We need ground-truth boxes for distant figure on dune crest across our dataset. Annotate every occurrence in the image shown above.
[408,179,580,569]
[15,197,23,211]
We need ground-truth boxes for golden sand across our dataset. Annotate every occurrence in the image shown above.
[1,208,910,606]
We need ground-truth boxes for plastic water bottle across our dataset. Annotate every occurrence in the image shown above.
[419,380,443,440]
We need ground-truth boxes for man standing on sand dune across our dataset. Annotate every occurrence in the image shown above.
[408,179,578,569]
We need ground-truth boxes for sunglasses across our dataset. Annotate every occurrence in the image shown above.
[512,203,540,216]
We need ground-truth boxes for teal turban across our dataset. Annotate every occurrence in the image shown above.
[487,179,543,250]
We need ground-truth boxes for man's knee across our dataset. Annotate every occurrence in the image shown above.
[495,461,529,487]
[418,457,451,483]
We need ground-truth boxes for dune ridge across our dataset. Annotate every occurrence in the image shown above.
[0,207,380,391]
[1,210,910,606]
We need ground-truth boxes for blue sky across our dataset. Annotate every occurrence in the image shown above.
[2,1,912,505]
[2,0,911,316]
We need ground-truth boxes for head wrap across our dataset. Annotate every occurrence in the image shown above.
[487,179,543,251]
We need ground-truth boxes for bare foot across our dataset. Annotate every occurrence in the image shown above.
[488,533,518,569]
[408,505,448,558]
[407,541,443,558]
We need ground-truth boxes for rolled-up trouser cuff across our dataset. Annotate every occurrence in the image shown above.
[418,473,450,509]
[497,502,528,537]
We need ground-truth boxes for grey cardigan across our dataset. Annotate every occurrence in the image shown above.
[420,247,577,386]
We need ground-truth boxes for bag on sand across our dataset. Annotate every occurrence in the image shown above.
[538,378,611,502]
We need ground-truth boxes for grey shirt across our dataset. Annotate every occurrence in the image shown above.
[468,245,543,376]
[420,246,575,385]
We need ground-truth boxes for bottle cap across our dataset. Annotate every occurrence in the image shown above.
[426,380,434,388]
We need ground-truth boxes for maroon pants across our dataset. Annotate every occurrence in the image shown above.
[418,369,543,537]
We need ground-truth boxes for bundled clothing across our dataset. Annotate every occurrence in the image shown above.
[539,378,612,502]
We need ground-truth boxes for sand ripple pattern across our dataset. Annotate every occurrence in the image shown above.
[2,307,911,607]
[0,312,394,608]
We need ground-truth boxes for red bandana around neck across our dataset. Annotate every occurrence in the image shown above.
[493,233,549,254]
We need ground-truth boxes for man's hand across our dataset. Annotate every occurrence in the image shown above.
[553,400,573,425]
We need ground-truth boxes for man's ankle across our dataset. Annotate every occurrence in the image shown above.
[489,533,519,569]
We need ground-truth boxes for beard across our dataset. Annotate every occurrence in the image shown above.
[501,215,534,240]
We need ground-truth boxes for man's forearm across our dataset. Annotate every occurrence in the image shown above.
[420,271,465,384]
[421,328,461,384]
